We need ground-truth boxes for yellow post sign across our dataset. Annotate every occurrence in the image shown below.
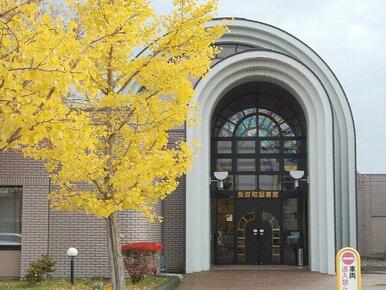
[336,247,361,290]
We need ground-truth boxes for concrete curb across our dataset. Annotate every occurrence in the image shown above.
[154,274,182,290]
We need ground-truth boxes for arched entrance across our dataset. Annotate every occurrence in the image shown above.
[211,82,307,265]
[185,18,357,275]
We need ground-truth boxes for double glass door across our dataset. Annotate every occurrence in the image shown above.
[236,199,281,264]
[214,195,305,265]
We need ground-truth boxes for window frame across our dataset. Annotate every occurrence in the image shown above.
[0,186,22,250]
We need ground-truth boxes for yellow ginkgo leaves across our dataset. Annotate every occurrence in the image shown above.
[1,0,226,219]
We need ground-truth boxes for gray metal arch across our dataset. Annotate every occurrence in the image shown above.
[207,18,357,252]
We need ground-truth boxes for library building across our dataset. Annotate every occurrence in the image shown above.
[0,18,359,278]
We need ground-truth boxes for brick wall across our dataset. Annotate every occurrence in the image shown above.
[161,129,186,273]
[0,150,163,278]
[162,179,185,272]
[0,128,187,277]
[357,174,386,257]
[48,212,108,278]
[0,150,49,277]
[48,209,162,278]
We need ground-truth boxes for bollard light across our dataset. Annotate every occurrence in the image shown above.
[66,247,78,285]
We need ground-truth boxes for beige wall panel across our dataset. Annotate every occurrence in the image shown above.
[371,217,386,254]
[0,250,21,277]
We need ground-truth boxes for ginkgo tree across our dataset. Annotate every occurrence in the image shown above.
[5,0,227,289]
[0,0,79,151]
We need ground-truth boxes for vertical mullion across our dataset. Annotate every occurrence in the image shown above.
[256,85,260,191]
[280,198,284,265]
[232,138,236,191]
[280,138,284,191]
[256,138,260,190]
[279,136,284,264]
[211,138,217,264]
[232,138,238,264]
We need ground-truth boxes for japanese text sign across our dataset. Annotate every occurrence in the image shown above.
[336,247,361,290]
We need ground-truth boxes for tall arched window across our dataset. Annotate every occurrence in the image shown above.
[211,82,308,265]
[211,82,306,192]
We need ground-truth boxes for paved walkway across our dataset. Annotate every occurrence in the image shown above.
[177,267,386,290]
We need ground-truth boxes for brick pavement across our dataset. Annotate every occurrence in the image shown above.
[177,268,386,290]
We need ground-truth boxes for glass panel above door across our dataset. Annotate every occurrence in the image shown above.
[284,158,301,171]
[260,140,279,154]
[235,175,257,190]
[217,141,232,154]
[260,158,279,172]
[284,140,301,154]
[236,159,255,172]
[236,140,255,153]
[236,116,257,137]
[259,175,281,190]
[216,159,232,172]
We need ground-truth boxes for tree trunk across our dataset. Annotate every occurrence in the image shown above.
[106,213,125,290]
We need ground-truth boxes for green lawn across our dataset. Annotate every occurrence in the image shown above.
[0,276,167,290]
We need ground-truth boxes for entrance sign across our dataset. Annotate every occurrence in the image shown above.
[237,191,280,199]
[336,247,361,290]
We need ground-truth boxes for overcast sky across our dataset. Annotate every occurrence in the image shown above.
[151,0,386,173]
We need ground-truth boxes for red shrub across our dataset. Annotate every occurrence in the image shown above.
[121,242,163,254]
[121,242,163,283]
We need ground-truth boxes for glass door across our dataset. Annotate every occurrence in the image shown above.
[235,199,282,264]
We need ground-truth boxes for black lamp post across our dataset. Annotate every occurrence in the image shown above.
[66,247,78,285]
